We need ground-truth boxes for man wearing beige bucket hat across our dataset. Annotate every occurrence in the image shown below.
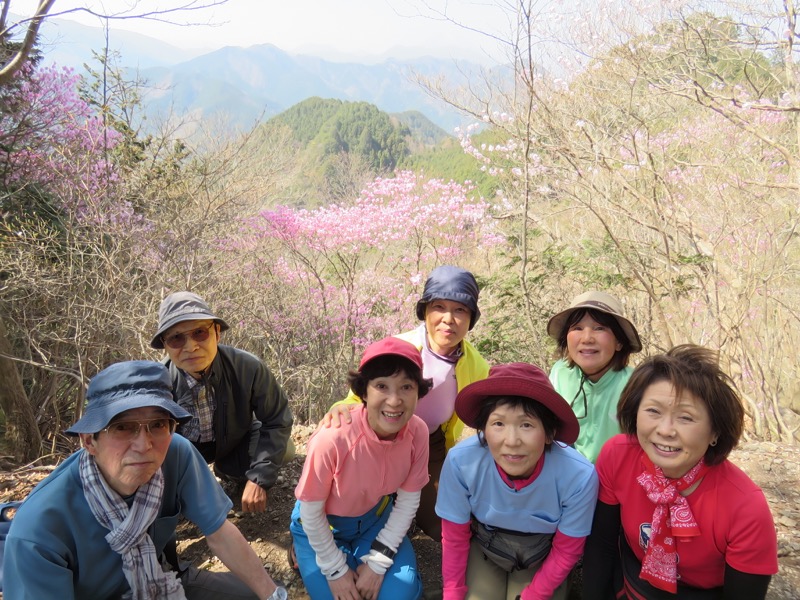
[546,291,642,462]
[151,292,294,513]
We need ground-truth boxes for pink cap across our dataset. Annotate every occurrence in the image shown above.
[359,337,423,371]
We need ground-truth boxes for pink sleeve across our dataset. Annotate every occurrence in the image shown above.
[521,530,585,600]
[441,518,471,600]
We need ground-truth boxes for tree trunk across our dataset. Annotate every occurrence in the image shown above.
[0,316,42,462]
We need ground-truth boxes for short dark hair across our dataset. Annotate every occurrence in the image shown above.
[556,308,632,371]
[473,395,560,450]
[347,355,432,402]
[616,344,744,465]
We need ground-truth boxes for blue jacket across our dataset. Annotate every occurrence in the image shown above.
[4,435,231,600]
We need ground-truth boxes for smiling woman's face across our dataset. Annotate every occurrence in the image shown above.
[636,380,717,478]
[425,299,471,356]
[482,403,549,479]
[566,313,622,381]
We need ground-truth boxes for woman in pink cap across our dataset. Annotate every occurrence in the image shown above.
[435,363,598,600]
[322,265,490,542]
[291,337,432,600]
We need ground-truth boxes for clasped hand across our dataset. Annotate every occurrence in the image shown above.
[327,564,385,600]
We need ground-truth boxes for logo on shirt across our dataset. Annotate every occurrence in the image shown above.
[639,523,652,550]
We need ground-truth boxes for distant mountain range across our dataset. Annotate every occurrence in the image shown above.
[24,14,486,134]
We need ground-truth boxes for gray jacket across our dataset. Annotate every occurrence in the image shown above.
[166,344,292,490]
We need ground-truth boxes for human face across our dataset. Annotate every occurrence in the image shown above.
[483,403,549,479]
[80,407,173,496]
[636,380,718,479]
[364,371,419,440]
[566,313,623,382]
[162,319,219,379]
[425,299,471,356]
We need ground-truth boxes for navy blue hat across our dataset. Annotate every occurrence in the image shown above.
[151,291,230,349]
[415,266,481,330]
[66,361,191,435]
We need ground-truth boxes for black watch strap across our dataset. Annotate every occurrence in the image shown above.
[370,540,396,559]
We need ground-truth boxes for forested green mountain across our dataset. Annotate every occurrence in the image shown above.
[270,98,410,172]
[245,97,495,206]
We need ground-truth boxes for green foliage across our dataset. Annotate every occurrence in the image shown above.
[392,110,451,148]
[266,97,410,172]
[314,101,410,171]
[268,97,344,145]
[401,132,499,198]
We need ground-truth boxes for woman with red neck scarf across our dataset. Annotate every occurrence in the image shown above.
[583,345,778,600]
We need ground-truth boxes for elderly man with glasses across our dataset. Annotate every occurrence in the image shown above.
[3,361,287,600]
[150,292,294,514]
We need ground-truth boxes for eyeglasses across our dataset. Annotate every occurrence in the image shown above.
[102,418,177,441]
[162,323,215,349]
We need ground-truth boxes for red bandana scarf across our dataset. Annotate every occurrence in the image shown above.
[636,454,708,593]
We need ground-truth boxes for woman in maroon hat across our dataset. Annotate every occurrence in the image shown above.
[435,363,598,600]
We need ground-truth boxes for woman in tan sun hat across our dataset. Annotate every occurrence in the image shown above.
[547,291,642,463]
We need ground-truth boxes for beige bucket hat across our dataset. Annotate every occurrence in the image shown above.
[547,291,641,352]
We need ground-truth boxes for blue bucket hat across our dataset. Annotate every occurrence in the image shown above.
[151,291,230,349]
[415,266,481,330]
[66,361,191,435]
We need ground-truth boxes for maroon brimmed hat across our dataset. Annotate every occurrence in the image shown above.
[455,362,579,444]
[360,337,423,371]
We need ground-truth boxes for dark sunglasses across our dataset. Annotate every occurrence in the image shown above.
[162,323,215,349]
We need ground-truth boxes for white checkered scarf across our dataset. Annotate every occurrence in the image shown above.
[79,450,186,599]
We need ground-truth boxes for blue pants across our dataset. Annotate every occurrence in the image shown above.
[290,498,422,600]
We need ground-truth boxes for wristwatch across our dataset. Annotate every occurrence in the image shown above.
[370,540,396,559]
[267,586,287,600]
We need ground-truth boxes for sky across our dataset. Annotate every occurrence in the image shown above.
[9,0,514,64]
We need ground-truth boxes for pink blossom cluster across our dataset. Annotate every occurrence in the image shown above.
[1,64,126,227]
[232,170,502,356]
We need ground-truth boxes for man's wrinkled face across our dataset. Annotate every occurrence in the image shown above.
[162,319,220,379]
[80,407,173,496]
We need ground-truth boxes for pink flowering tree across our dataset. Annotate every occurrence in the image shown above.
[0,61,157,458]
[222,170,502,420]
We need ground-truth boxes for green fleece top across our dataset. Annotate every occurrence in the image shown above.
[335,328,489,450]
[548,359,632,463]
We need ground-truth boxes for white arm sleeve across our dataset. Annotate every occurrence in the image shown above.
[360,488,421,575]
[298,500,349,581]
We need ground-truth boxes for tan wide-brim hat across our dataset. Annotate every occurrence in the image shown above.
[547,291,642,352]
